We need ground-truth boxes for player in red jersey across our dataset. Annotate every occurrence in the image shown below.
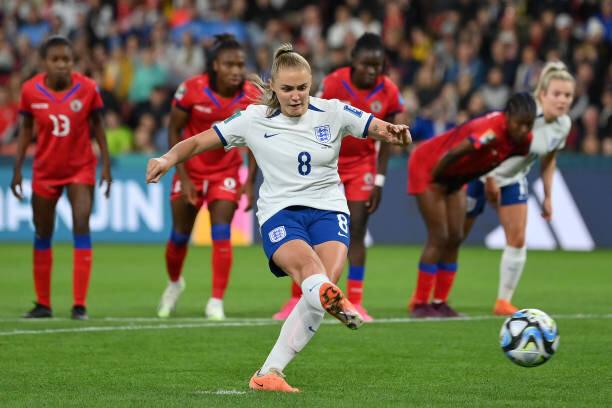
[407,93,536,318]
[272,33,405,321]
[157,34,260,319]
[11,36,112,320]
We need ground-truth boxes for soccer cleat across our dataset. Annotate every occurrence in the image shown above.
[272,297,300,321]
[493,299,519,316]
[410,303,443,318]
[431,301,462,318]
[157,277,185,318]
[205,297,225,320]
[319,283,363,330]
[353,303,374,322]
[249,368,299,393]
[71,305,89,320]
[23,302,52,318]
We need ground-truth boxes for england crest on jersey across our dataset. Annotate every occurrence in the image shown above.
[314,125,331,143]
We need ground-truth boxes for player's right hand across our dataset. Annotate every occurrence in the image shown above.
[10,170,24,201]
[484,177,500,207]
[146,157,170,183]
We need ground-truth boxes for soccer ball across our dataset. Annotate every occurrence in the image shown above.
[499,308,559,367]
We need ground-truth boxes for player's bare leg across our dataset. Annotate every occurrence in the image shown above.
[158,197,198,318]
[494,203,528,315]
[24,193,59,318]
[346,200,373,321]
[67,183,94,320]
[207,199,237,320]
[431,189,466,317]
[410,189,448,318]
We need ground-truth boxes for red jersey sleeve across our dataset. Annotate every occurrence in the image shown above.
[18,84,33,116]
[91,83,104,111]
[385,79,404,118]
[172,80,194,111]
[319,73,338,99]
[468,128,498,150]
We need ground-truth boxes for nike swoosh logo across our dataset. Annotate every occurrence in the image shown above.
[338,232,348,238]
[308,285,319,292]
[264,133,280,138]
[308,326,316,333]
[253,380,264,387]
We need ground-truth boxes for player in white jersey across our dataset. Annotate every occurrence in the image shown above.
[463,62,575,315]
[146,43,411,392]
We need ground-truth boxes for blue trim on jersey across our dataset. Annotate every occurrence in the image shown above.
[348,265,365,281]
[211,224,231,241]
[169,230,190,246]
[35,83,57,102]
[437,262,457,273]
[34,237,51,250]
[419,262,438,274]
[340,80,357,98]
[204,87,221,108]
[74,234,92,249]
[366,82,385,100]
[212,125,227,146]
[267,109,281,118]
[60,83,81,103]
[308,103,325,112]
[228,91,245,108]
[362,114,374,138]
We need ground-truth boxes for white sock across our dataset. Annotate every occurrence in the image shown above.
[498,245,527,301]
[260,297,324,374]
[300,274,330,313]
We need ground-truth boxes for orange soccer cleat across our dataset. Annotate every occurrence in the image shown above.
[493,299,519,316]
[319,283,363,329]
[249,369,299,393]
[272,297,300,321]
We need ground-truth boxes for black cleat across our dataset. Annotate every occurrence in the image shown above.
[23,303,53,318]
[71,305,89,320]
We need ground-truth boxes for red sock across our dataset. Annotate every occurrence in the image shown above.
[347,279,363,304]
[165,241,188,282]
[433,263,457,302]
[291,281,302,298]
[414,262,438,304]
[211,239,232,299]
[73,248,92,306]
[33,248,52,307]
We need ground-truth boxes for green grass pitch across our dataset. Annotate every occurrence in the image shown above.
[0,244,610,407]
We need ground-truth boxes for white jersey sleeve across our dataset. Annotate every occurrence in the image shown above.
[328,98,374,139]
[212,107,255,148]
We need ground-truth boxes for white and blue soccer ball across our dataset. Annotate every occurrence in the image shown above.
[499,308,559,367]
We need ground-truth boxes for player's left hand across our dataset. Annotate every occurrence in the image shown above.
[386,124,412,146]
[146,157,170,183]
[100,165,112,198]
[541,196,552,220]
[240,181,255,211]
[485,177,500,208]
[366,186,382,214]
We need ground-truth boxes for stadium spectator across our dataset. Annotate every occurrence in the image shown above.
[10,36,112,320]
[463,62,575,316]
[272,33,405,322]
[156,34,260,320]
[146,42,410,392]
[104,110,133,156]
[407,93,536,318]
[128,45,168,104]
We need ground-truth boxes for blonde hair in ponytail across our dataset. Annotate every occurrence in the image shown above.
[534,61,575,101]
[250,43,311,115]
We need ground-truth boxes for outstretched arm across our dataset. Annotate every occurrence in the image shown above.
[366,117,412,146]
[146,127,223,183]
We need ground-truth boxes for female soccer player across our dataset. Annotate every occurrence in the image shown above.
[11,36,112,320]
[273,33,405,322]
[157,34,260,320]
[147,44,411,392]
[463,62,575,315]
[407,93,536,318]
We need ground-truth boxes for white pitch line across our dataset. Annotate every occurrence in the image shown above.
[0,313,610,337]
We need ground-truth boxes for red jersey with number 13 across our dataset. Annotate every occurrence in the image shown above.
[19,72,103,179]
[173,74,259,178]
[320,67,404,167]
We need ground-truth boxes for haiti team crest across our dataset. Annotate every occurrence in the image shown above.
[70,99,83,112]
[314,125,332,143]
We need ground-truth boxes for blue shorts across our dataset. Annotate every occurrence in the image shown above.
[466,178,528,218]
[260,206,350,277]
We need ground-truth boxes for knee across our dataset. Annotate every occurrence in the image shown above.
[506,231,525,248]
[72,218,90,235]
[446,231,464,249]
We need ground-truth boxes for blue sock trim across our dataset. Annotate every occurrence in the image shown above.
[170,230,190,246]
[34,237,51,250]
[437,262,457,273]
[418,262,438,274]
[348,266,365,281]
[74,234,92,249]
[211,224,231,241]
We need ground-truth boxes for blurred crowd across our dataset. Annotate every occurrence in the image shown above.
[0,0,611,157]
